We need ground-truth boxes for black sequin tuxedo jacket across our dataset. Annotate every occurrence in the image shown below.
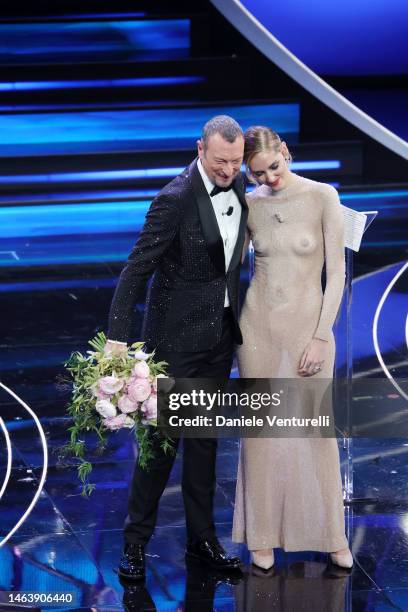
[108,158,248,352]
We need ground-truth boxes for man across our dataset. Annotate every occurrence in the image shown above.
[105,115,248,580]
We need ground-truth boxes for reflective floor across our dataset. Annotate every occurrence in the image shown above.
[1,387,408,611]
[1,198,407,610]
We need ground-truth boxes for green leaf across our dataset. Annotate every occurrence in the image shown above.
[88,331,107,353]
[81,483,96,497]
[78,460,93,482]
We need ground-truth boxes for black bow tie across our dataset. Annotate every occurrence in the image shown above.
[210,184,234,197]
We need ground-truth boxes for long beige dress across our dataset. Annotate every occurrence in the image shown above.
[232,174,349,552]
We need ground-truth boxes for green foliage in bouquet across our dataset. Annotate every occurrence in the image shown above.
[63,332,174,496]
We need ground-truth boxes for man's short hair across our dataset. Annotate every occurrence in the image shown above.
[202,115,243,149]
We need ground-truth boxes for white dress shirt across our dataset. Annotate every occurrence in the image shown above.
[197,158,241,307]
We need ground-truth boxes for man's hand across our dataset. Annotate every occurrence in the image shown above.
[298,338,328,377]
[104,339,128,357]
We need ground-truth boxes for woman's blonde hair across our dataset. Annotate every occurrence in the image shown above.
[244,126,292,182]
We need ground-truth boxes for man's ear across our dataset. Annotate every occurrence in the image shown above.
[197,139,204,159]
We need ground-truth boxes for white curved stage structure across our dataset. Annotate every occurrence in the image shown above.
[373,262,408,402]
[211,0,408,160]
[0,417,12,503]
[0,382,48,548]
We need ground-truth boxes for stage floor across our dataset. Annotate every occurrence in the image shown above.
[1,395,408,611]
[1,192,407,610]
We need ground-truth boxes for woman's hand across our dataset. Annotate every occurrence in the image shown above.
[298,338,328,377]
[104,339,128,357]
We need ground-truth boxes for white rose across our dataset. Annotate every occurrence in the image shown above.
[123,415,135,428]
[95,399,117,419]
[98,373,124,395]
[133,350,151,361]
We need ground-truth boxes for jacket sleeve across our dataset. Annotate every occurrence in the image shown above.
[107,194,181,342]
[241,228,251,264]
[241,192,252,263]
[313,186,346,341]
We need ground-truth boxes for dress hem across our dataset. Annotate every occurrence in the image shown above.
[231,534,349,553]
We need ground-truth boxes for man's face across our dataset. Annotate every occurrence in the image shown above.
[197,132,244,187]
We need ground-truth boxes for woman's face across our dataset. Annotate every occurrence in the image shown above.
[249,149,291,191]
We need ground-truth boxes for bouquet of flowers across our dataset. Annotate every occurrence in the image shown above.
[64,332,174,495]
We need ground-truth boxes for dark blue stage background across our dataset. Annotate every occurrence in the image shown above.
[0,2,407,610]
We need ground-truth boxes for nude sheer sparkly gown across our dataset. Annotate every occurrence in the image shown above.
[232,174,349,552]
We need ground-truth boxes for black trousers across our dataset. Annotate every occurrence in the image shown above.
[124,308,234,545]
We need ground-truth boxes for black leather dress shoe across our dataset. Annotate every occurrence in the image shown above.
[186,557,243,585]
[120,577,156,611]
[118,543,146,580]
[185,539,241,569]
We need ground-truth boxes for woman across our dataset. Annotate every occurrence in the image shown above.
[232,126,353,570]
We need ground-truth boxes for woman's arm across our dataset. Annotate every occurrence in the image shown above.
[313,186,346,341]
[298,186,345,376]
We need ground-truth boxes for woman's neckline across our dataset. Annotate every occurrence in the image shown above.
[256,172,306,200]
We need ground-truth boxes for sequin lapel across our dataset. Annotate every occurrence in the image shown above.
[228,176,248,273]
[190,159,225,275]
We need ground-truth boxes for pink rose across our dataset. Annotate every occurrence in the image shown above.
[141,395,157,422]
[132,361,150,379]
[103,414,134,430]
[91,382,110,400]
[98,373,124,395]
[118,394,139,414]
[124,374,136,388]
[95,399,117,419]
[128,378,151,403]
